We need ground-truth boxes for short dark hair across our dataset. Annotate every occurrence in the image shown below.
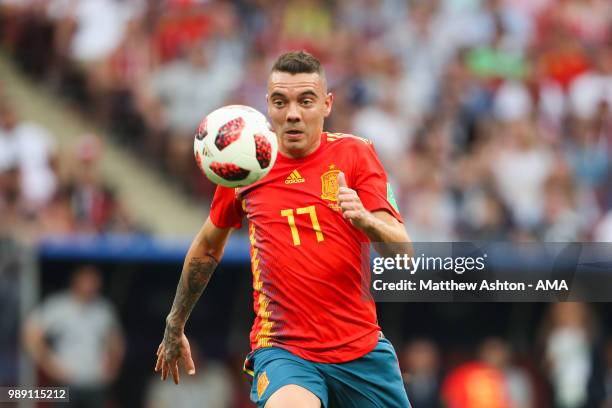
[271,50,325,78]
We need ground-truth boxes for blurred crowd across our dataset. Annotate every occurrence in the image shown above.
[0,98,138,240]
[1,2,611,407]
[1,0,611,242]
[401,303,610,407]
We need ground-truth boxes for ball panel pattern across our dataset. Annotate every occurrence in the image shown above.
[215,117,245,150]
[195,117,208,140]
[254,133,272,169]
[210,162,250,181]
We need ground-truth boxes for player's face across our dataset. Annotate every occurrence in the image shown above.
[267,71,333,158]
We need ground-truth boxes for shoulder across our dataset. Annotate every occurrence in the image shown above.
[34,292,72,322]
[325,132,379,160]
[326,132,373,146]
[15,123,55,149]
[326,132,375,154]
[17,122,52,139]
[42,292,72,310]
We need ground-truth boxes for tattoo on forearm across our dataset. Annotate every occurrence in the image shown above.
[187,258,215,295]
[167,256,218,328]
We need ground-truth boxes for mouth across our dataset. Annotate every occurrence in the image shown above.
[284,130,305,140]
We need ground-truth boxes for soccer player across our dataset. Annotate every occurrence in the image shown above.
[155,51,412,407]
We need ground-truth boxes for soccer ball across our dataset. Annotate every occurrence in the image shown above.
[194,105,278,187]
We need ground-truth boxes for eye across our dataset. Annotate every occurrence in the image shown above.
[272,100,285,108]
[301,99,313,106]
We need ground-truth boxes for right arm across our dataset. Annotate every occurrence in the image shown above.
[154,217,233,384]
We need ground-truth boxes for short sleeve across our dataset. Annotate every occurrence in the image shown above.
[352,142,403,223]
[30,294,65,335]
[210,186,244,229]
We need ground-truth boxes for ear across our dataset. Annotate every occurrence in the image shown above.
[323,92,334,118]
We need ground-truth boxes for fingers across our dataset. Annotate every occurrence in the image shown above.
[337,187,353,197]
[155,345,178,383]
[337,171,348,188]
[183,351,196,376]
[163,356,171,381]
[155,350,163,373]
[336,178,367,224]
[172,361,180,385]
[338,193,357,203]
[339,201,357,215]
[338,190,363,215]
[185,356,196,376]
[156,334,194,384]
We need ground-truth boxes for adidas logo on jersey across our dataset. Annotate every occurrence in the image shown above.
[285,169,305,184]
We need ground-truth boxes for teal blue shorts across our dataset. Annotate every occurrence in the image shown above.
[244,337,411,407]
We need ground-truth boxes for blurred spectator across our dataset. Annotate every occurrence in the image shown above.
[568,45,612,122]
[0,157,22,234]
[231,53,269,114]
[140,40,240,181]
[65,134,134,234]
[48,0,145,111]
[152,0,212,63]
[54,0,142,65]
[37,185,76,235]
[0,101,58,213]
[536,29,590,92]
[278,0,332,55]
[400,122,457,241]
[145,343,234,408]
[352,95,407,165]
[563,117,609,194]
[544,0,611,45]
[493,81,533,123]
[442,360,511,408]
[539,302,606,408]
[594,210,612,241]
[336,0,402,43]
[400,339,444,408]
[23,265,125,408]
[491,119,554,230]
[102,15,156,148]
[478,337,535,408]
[380,0,456,121]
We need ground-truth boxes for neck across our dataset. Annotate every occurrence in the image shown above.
[279,133,322,159]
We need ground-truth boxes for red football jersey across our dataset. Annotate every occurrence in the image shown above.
[210,132,402,363]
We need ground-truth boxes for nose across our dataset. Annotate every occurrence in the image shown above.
[286,103,301,123]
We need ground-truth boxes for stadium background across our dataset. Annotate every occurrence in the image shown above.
[0,0,611,407]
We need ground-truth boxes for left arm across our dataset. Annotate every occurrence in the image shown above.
[337,172,412,257]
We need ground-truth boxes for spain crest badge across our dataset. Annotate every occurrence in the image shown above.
[321,164,341,211]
